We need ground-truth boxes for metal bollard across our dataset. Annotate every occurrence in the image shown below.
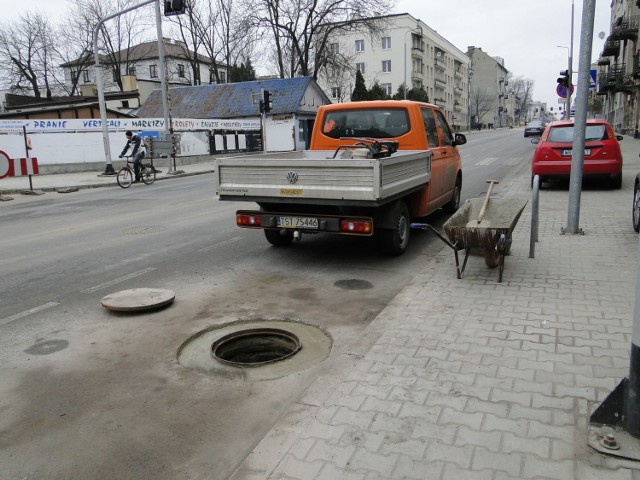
[529,175,539,258]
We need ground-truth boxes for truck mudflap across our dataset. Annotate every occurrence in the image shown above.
[235,210,374,236]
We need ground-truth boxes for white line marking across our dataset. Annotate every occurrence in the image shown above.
[476,157,499,166]
[198,236,242,252]
[0,301,60,326]
[81,267,156,293]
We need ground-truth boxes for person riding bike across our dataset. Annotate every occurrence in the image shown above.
[119,130,146,182]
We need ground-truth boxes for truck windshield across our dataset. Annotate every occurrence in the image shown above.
[321,108,410,139]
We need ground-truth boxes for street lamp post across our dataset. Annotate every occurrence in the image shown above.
[557,1,575,120]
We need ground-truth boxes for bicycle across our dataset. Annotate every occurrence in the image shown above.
[117,155,156,188]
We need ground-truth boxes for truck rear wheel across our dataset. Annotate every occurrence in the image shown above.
[443,175,462,214]
[378,202,410,255]
[264,229,294,247]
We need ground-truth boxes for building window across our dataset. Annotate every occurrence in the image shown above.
[82,70,90,83]
[382,37,391,50]
[355,39,364,53]
[356,62,365,74]
[329,43,339,55]
[150,64,158,78]
[112,69,119,82]
[382,60,391,73]
[122,100,130,108]
[331,87,341,99]
[219,70,227,83]
[127,66,136,76]
[70,70,78,83]
[382,83,392,96]
[178,64,185,78]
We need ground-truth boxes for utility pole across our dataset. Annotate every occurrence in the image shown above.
[564,0,595,234]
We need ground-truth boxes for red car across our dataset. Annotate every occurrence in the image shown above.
[531,119,623,188]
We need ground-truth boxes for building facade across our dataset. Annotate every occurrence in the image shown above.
[466,47,513,128]
[596,0,639,134]
[318,13,470,130]
[60,39,229,98]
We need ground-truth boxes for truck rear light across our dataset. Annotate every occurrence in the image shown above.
[340,219,372,234]
[237,213,261,226]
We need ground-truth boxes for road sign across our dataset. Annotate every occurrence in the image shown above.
[589,69,597,88]
[0,150,11,179]
[556,83,574,98]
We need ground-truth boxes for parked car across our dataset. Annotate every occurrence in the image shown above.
[633,172,640,232]
[524,121,545,137]
[530,119,623,189]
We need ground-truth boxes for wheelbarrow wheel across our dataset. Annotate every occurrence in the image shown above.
[484,248,501,268]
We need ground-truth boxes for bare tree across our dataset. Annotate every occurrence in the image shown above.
[507,74,534,122]
[243,0,394,79]
[57,6,99,95]
[470,87,493,127]
[0,12,58,98]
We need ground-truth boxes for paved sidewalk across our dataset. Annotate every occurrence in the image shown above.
[229,138,640,479]
[0,159,215,195]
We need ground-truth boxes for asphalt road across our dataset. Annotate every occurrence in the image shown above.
[0,128,533,480]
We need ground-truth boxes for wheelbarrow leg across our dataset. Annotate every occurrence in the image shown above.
[457,247,471,279]
[498,253,505,283]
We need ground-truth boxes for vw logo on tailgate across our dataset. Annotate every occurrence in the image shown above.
[286,171,299,184]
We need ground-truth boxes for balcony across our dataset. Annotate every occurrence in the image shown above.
[634,55,640,79]
[411,71,423,81]
[434,57,446,70]
[454,100,462,111]
[454,84,464,95]
[435,77,447,89]
[411,46,424,59]
[601,37,621,57]
[434,97,446,108]
[598,64,635,95]
[598,55,610,66]
[610,16,639,41]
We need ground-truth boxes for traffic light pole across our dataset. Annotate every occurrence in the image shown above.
[94,0,170,175]
[566,0,575,120]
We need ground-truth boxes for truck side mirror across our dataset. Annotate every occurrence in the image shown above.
[454,133,467,146]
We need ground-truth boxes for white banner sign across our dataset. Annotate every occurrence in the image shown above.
[0,117,261,134]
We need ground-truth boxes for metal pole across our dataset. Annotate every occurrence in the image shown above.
[567,0,575,120]
[94,0,160,175]
[403,33,407,100]
[564,0,595,234]
[154,0,170,134]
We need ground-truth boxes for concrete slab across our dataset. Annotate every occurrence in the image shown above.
[100,288,175,312]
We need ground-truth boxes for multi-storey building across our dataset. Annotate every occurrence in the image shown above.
[466,47,512,128]
[318,13,470,130]
[60,39,229,99]
[596,1,639,134]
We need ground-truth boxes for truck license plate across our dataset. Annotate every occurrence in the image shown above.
[562,148,591,156]
[277,216,319,229]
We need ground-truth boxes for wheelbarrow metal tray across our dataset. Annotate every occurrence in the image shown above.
[443,198,528,249]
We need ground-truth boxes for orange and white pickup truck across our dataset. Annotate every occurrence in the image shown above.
[214,100,466,255]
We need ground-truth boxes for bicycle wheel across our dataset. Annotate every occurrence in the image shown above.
[117,167,133,188]
[141,166,156,185]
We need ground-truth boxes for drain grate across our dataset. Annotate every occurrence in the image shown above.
[212,328,301,367]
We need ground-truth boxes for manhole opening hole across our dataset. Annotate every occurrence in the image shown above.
[211,328,301,367]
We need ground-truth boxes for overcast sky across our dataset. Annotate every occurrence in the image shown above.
[11,0,612,113]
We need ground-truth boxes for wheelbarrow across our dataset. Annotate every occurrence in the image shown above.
[412,193,527,283]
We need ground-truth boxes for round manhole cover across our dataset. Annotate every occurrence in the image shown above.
[122,226,166,235]
[212,328,301,367]
[101,288,175,312]
[178,320,332,381]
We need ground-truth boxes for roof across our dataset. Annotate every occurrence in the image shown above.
[61,39,214,68]
[136,77,331,118]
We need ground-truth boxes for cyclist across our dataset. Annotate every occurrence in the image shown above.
[119,130,146,182]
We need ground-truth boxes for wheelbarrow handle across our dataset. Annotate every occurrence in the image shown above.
[477,179,499,225]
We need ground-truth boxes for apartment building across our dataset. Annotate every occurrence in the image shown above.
[466,46,513,128]
[596,0,639,134]
[318,13,470,130]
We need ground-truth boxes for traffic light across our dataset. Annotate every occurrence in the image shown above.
[260,90,272,113]
[557,70,569,88]
[164,0,186,16]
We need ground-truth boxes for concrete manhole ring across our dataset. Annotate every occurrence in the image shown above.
[101,288,175,312]
[122,225,166,235]
[177,319,332,381]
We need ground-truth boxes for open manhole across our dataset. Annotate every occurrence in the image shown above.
[212,328,301,367]
[178,320,332,381]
